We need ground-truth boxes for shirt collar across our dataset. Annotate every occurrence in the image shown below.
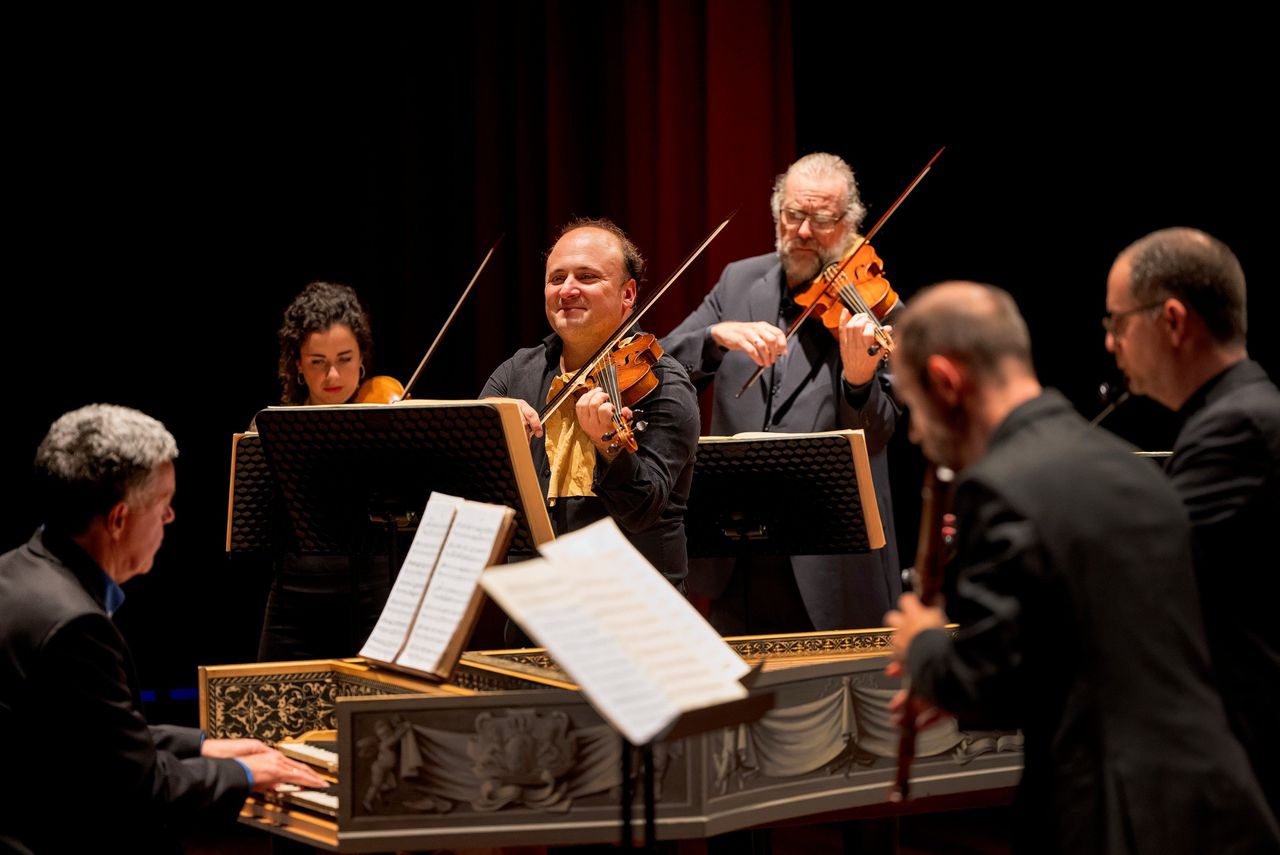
[100,569,126,617]
[36,525,126,616]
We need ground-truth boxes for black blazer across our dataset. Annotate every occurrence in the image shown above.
[662,253,901,629]
[0,530,249,853]
[1169,358,1280,814]
[908,391,1278,853]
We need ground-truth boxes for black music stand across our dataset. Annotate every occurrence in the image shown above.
[618,676,773,851]
[252,399,554,562]
[226,432,281,555]
[685,430,885,558]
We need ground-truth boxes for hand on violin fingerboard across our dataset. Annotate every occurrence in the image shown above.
[709,321,789,367]
[839,310,889,385]
[575,387,632,456]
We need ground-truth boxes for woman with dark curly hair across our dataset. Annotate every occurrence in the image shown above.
[257,282,392,662]
[277,281,375,406]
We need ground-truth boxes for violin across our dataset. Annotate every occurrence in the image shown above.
[539,215,735,453]
[736,147,944,398]
[576,333,664,454]
[792,240,899,355]
[351,237,504,406]
[354,374,405,404]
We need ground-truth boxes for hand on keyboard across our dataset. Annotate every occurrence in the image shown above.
[241,749,329,791]
[200,737,274,759]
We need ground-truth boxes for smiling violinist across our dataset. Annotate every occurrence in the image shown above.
[481,218,699,589]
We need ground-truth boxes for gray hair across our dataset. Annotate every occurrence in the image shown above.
[34,404,178,535]
[770,152,866,232]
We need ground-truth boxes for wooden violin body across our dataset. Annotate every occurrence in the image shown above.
[793,241,899,354]
[353,375,406,404]
[578,333,664,454]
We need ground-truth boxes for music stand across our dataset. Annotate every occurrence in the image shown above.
[226,432,281,554]
[252,399,553,560]
[620,678,773,851]
[685,430,885,558]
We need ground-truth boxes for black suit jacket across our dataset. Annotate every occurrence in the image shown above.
[908,391,1278,854]
[662,253,901,628]
[1168,358,1280,815]
[0,530,249,853]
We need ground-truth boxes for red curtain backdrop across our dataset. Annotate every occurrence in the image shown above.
[381,0,796,400]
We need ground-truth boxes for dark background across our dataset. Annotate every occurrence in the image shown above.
[7,7,1273,723]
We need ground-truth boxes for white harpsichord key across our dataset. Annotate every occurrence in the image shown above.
[276,741,339,773]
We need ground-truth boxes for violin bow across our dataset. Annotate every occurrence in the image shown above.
[736,146,945,398]
[538,213,736,422]
[400,235,504,400]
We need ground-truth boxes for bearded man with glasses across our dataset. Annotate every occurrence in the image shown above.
[663,152,901,634]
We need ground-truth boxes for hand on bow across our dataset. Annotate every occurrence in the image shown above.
[710,321,789,367]
[514,399,544,439]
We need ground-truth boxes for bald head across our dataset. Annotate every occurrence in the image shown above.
[893,281,1036,389]
[1117,227,1246,345]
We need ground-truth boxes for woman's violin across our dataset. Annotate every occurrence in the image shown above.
[354,374,406,404]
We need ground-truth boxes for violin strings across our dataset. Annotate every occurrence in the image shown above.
[600,362,625,434]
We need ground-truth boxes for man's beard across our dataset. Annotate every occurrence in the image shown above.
[776,229,859,288]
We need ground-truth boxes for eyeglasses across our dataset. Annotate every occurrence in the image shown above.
[1101,302,1164,335]
[779,208,845,233]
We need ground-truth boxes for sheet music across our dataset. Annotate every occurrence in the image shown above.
[358,493,464,662]
[538,523,751,683]
[698,429,857,441]
[395,501,511,673]
[481,558,682,745]
[481,519,748,745]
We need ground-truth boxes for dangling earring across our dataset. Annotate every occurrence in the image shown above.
[297,372,306,386]
[359,365,366,380]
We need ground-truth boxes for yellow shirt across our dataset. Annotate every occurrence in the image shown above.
[544,372,598,504]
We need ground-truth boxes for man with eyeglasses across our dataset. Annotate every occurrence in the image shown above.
[885,281,1278,853]
[1105,227,1279,817]
[663,153,900,634]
